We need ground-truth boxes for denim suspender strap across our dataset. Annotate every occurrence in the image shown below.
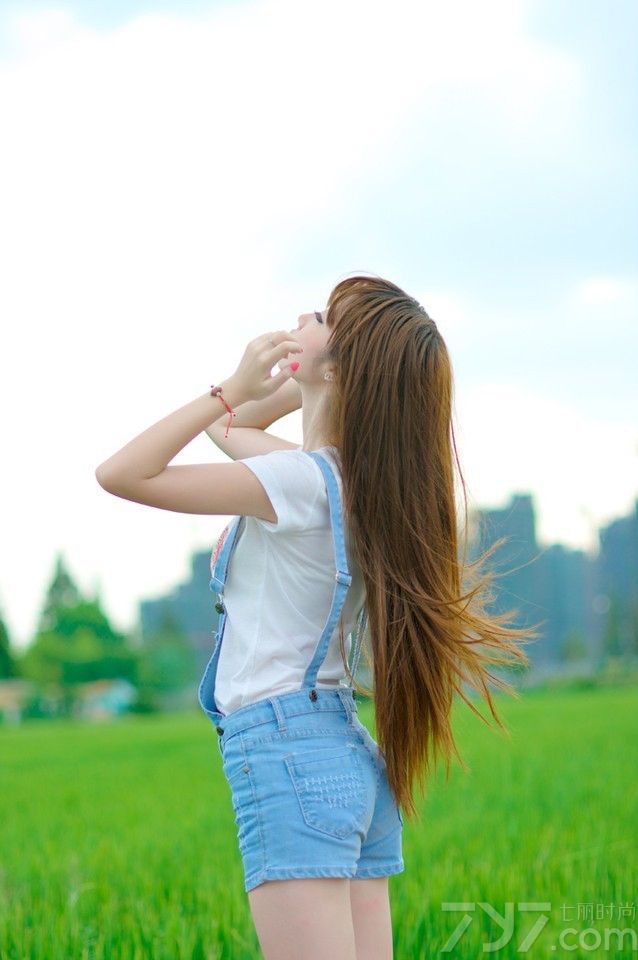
[302,452,353,691]
[197,513,244,722]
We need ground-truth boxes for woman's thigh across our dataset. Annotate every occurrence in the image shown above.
[248,877,357,960]
[350,876,394,960]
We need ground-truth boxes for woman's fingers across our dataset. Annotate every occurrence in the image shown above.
[268,364,298,392]
[262,331,303,357]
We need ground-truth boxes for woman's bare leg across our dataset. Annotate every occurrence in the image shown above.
[350,877,394,960]
[248,877,357,960]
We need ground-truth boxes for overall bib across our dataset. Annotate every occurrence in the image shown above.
[197,451,404,893]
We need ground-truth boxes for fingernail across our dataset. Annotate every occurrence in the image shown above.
[290,362,300,372]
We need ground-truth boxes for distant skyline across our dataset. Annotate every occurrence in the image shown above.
[0,0,636,649]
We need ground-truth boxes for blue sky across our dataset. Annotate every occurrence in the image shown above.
[0,0,635,648]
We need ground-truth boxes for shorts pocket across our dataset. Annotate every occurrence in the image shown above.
[284,742,366,839]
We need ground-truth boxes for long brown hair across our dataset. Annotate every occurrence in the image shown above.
[320,273,543,820]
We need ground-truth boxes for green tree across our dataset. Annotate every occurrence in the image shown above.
[0,611,17,679]
[22,599,138,686]
[19,555,139,714]
[36,552,83,633]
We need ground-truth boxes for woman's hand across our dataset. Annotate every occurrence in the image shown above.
[229,330,303,403]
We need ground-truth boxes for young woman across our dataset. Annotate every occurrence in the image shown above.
[95,273,538,960]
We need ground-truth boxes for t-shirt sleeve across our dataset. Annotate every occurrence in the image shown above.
[237,449,323,534]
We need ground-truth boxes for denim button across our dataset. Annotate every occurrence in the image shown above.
[214,601,225,614]
[216,725,224,735]
[309,689,318,701]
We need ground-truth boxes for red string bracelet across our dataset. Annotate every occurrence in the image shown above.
[210,384,237,438]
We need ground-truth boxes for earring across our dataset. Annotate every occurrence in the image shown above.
[324,372,334,381]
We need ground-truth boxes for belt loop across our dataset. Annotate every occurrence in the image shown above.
[269,696,287,732]
[338,686,356,725]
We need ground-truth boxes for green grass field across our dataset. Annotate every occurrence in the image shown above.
[1,684,636,959]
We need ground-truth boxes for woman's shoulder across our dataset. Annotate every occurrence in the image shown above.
[260,444,340,470]
[239,446,341,497]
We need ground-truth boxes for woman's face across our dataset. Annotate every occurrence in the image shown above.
[279,309,332,382]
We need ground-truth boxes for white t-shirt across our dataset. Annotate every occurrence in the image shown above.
[212,445,367,716]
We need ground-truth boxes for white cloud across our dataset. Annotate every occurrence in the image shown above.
[570,276,638,308]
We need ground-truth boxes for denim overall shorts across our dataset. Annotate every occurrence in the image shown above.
[197,450,404,893]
